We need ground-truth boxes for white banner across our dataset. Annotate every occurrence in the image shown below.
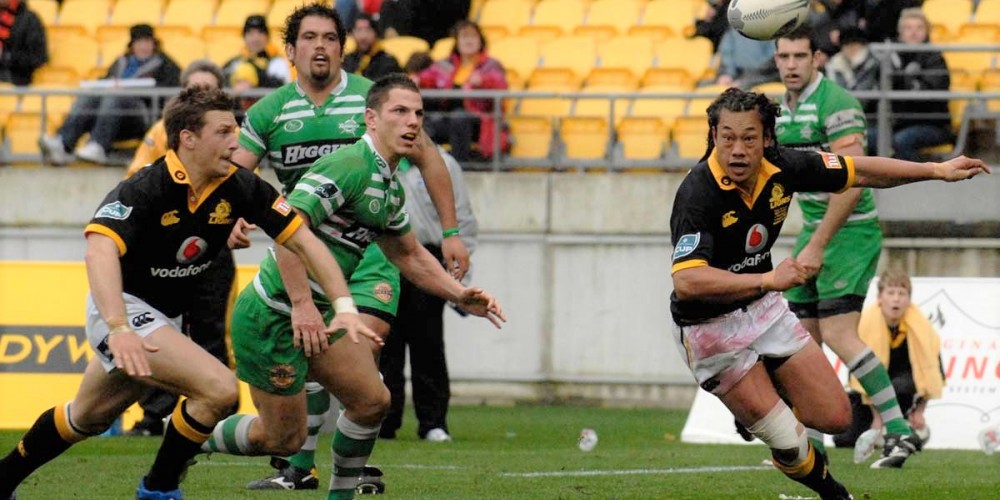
[680,278,1000,450]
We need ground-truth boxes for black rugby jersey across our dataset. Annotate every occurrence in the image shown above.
[84,150,303,317]
[669,147,855,324]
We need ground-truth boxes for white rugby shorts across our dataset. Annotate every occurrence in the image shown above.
[85,292,182,372]
[672,292,811,395]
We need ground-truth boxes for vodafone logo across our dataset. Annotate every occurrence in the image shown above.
[176,236,208,264]
[745,224,768,254]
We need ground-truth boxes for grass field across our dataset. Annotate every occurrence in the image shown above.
[1,405,997,499]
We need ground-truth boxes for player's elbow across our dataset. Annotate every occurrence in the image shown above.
[672,275,697,301]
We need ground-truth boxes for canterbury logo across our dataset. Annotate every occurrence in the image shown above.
[722,211,739,228]
[131,312,154,328]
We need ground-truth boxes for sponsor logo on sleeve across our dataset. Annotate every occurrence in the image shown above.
[672,233,701,261]
[313,183,339,199]
[272,197,292,216]
[95,201,133,220]
[819,151,842,169]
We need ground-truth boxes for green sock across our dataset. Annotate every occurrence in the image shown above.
[287,381,331,472]
[806,428,827,456]
[328,413,380,500]
[201,414,257,455]
[849,349,911,435]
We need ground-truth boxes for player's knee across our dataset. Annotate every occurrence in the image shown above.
[356,385,391,424]
[263,426,307,456]
[746,401,805,451]
[801,393,851,434]
[202,375,239,417]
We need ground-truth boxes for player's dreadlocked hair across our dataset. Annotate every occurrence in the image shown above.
[367,73,421,111]
[283,2,346,50]
[699,87,781,163]
[164,87,236,151]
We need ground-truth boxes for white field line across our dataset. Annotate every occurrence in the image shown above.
[499,465,774,478]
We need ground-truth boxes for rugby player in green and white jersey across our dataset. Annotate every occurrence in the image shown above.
[207,73,505,500]
[221,3,471,492]
[774,27,919,469]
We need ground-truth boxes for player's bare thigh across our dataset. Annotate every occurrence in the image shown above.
[68,356,149,432]
[818,311,868,360]
[308,314,389,425]
[248,386,308,456]
[719,362,782,426]
[363,313,391,353]
[772,341,851,434]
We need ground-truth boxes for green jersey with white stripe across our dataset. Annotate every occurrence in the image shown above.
[253,136,410,311]
[239,70,371,191]
[776,73,877,226]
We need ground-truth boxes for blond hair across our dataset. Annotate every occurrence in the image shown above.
[898,7,929,34]
[877,268,912,295]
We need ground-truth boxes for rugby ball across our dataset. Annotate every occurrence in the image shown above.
[727,0,810,41]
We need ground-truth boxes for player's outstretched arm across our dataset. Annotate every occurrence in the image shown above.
[281,224,380,347]
[378,231,505,328]
[85,233,158,377]
[408,131,471,279]
[672,258,808,303]
[853,155,991,188]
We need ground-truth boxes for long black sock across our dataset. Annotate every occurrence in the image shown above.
[0,407,80,498]
[145,400,213,492]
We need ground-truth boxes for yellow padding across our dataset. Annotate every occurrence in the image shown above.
[773,443,817,479]
[53,403,86,444]
[171,401,211,443]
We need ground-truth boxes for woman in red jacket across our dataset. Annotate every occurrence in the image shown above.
[418,20,509,161]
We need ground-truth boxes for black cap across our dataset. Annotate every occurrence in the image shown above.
[243,15,269,36]
[129,24,156,44]
[839,27,868,45]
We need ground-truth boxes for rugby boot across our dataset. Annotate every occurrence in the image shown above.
[246,457,318,490]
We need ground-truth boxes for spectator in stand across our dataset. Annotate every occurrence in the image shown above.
[861,0,922,43]
[808,0,864,59]
[342,13,401,80]
[335,0,382,32]
[379,0,470,45]
[826,28,880,130]
[0,0,48,86]
[417,20,508,161]
[869,7,952,159]
[223,15,291,110]
[715,27,778,89]
[404,51,433,85]
[38,24,181,166]
[693,0,731,53]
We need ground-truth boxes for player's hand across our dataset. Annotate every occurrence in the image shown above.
[795,243,824,279]
[228,217,257,249]
[442,236,470,281]
[291,300,327,357]
[936,156,991,182]
[455,287,506,328]
[108,328,159,377]
[767,258,809,292]
[326,312,381,346]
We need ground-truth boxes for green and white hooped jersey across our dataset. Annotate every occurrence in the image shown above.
[239,70,373,191]
[253,135,411,312]
[776,73,877,227]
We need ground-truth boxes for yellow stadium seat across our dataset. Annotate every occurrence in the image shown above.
[163,35,208,69]
[687,83,731,116]
[561,117,609,160]
[943,50,996,73]
[206,35,248,66]
[109,0,165,28]
[979,68,1000,112]
[33,0,59,27]
[573,84,633,123]
[57,0,113,35]
[0,82,19,127]
[751,81,786,97]
[654,37,714,83]
[597,35,654,82]
[162,0,216,36]
[640,67,695,90]
[19,84,77,118]
[582,0,643,38]
[380,36,430,67]
[617,116,668,160]
[431,38,455,62]
[489,36,539,82]
[100,38,132,68]
[5,113,47,156]
[975,0,1000,25]
[216,0,271,28]
[269,0,309,32]
[49,33,100,80]
[201,25,243,44]
[629,86,688,126]
[526,0,587,37]
[508,115,553,159]
[630,0,700,40]
[539,36,596,81]
[518,83,575,118]
[528,67,580,88]
[953,23,1000,43]
[923,0,973,38]
[586,68,639,90]
[672,114,710,160]
[96,25,131,45]
[479,0,533,39]
[32,65,81,86]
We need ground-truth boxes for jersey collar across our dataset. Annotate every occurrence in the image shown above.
[362,133,395,179]
[165,150,237,213]
[707,148,781,209]
[293,69,350,100]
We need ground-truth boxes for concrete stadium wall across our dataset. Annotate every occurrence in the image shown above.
[1,167,998,407]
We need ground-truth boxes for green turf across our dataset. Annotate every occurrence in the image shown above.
[1,405,997,499]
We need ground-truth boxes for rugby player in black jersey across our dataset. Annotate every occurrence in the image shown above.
[0,87,378,500]
[669,88,988,500]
